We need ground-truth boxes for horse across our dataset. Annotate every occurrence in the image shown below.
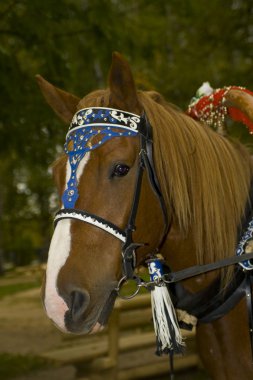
[37,52,253,379]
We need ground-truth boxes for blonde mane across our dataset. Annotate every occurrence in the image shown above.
[79,88,253,283]
[138,91,253,282]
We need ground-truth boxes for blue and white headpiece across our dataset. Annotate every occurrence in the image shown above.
[62,107,140,208]
[236,218,253,270]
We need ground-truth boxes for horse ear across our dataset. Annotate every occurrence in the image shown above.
[36,75,80,123]
[108,52,140,112]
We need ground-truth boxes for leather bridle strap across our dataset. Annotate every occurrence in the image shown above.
[246,273,253,359]
[121,114,170,279]
[139,114,170,244]
[165,251,253,283]
[121,148,145,278]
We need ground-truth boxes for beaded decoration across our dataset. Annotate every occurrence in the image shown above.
[236,218,253,270]
[188,83,253,270]
[187,83,253,135]
[62,107,139,209]
[54,209,126,242]
[147,258,184,355]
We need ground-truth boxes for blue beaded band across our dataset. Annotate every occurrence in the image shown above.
[68,107,140,136]
[62,107,140,209]
[236,218,253,270]
[148,258,164,282]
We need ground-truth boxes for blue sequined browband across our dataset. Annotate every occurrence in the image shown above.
[62,107,140,208]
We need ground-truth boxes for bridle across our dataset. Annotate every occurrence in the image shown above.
[53,105,253,365]
[54,106,253,286]
[54,105,253,282]
[54,107,170,283]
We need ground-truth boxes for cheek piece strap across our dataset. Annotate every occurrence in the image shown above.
[54,107,169,279]
[121,114,169,278]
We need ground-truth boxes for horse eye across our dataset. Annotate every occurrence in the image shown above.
[112,164,130,177]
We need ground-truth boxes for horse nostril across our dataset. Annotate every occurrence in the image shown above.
[70,290,90,322]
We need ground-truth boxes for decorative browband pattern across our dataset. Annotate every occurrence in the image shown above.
[62,107,140,209]
[236,218,253,270]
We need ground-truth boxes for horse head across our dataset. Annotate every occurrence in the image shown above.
[37,53,165,334]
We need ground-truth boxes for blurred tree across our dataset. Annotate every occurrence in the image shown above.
[0,0,253,267]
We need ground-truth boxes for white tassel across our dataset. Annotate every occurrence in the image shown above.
[148,258,184,355]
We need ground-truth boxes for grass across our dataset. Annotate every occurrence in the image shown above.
[0,282,40,300]
[0,353,54,380]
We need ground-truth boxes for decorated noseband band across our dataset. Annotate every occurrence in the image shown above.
[54,208,126,243]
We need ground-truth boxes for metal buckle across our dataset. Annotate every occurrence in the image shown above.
[115,276,143,299]
[115,274,167,300]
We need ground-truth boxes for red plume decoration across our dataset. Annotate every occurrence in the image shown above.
[187,85,253,135]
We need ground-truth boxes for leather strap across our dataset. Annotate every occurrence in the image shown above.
[121,113,170,278]
[246,273,253,360]
[199,273,248,323]
[122,150,145,278]
[139,113,169,234]
[165,252,253,284]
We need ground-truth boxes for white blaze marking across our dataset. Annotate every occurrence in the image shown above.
[44,219,71,331]
[44,153,90,330]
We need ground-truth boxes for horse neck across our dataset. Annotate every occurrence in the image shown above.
[160,222,221,293]
[159,146,253,293]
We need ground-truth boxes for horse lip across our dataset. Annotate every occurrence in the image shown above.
[87,288,118,334]
[89,322,104,334]
[64,285,118,334]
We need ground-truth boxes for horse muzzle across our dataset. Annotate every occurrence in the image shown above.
[64,287,117,334]
[44,280,117,334]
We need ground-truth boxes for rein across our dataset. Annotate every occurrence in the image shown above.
[115,251,253,299]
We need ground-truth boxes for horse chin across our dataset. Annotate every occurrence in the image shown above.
[89,322,104,334]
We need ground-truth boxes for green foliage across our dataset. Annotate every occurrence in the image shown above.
[1,0,253,265]
[0,353,53,380]
[0,281,40,300]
